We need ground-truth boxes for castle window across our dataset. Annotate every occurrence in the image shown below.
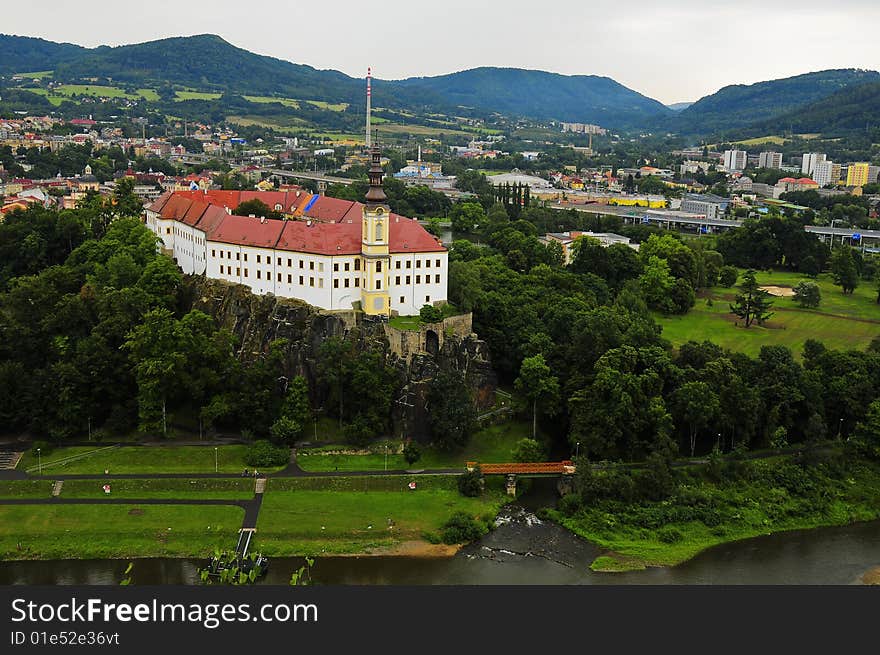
[299,260,304,269]
[395,261,401,269]
[406,276,411,284]
[310,261,315,271]
[220,251,224,259]
[288,258,292,267]
[416,275,421,284]
[426,259,431,268]
[212,249,215,257]
[257,271,261,279]
[257,255,261,263]
[244,254,248,261]
[299,275,304,285]
[395,276,401,285]
[310,277,314,287]
[426,296,431,303]
[277,257,281,265]
[354,259,361,271]
[376,280,382,290]
[334,263,339,272]
[236,268,240,276]
[436,259,441,267]
[435,274,440,283]
[288,274,292,283]
[319,279,324,288]
[277,273,281,282]
[344,279,350,288]
[344,262,350,272]
[236,252,240,260]
[334,279,339,288]
[220,265,224,274]
[319,263,324,273]
[355,278,360,287]
[416,260,421,269]
[400,296,404,304]
[376,261,382,273]
[406,260,411,269]
[375,221,383,241]
[274,204,282,211]
[244,269,248,278]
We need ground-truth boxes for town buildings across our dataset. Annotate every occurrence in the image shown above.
[813,160,842,188]
[801,153,827,176]
[722,150,747,172]
[846,162,871,187]
[758,151,783,169]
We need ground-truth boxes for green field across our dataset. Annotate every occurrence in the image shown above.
[296,421,532,472]
[17,445,284,475]
[59,478,255,500]
[305,100,348,112]
[25,88,64,106]
[732,135,788,146]
[0,504,242,560]
[376,122,471,138]
[256,484,507,555]
[14,71,53,79]
[657,270,880,357]
[174,90,222,101]
[0,480,55,498]
[243,95,300,108]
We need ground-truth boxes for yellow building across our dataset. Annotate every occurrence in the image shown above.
[846,162,870,187]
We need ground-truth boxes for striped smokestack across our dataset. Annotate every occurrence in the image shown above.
[365,66,372,149]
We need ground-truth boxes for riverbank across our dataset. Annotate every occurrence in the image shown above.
[548,455,880,572]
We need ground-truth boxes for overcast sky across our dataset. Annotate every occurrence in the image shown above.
[6,1,879,104]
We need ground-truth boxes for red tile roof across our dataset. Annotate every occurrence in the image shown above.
[153,191,446,255]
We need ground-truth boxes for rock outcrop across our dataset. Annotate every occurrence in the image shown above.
[180,276,496,439]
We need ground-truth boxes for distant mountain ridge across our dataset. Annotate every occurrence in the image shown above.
[0,33,670,128]
[1,34,878,137]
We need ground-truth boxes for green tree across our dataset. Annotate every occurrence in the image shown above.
[403,442,422,465]
[419,304,443,323]
[670,381,720,456]
[514,354,560,438]
[449,202,485,233]
[718,265,738,287]
[793,280,821,308]
[512,438,545,463]
[427,369,476,450]
[729,269,774,327]
[831,246,859,294]
[234,198,283,219]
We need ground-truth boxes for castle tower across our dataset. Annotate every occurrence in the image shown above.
[360,144,390,315]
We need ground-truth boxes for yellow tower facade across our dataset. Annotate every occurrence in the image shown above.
[360,145,391,315]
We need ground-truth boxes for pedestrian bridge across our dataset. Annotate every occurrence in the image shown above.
[466,461,576,475]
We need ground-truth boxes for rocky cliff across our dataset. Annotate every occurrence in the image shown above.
[180,276,496,439]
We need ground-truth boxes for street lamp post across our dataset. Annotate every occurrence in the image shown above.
[214,447,218,473]
[384,445,388,471]
[838,417,844,440]
[575,442,580,458]
[37,448,41,475]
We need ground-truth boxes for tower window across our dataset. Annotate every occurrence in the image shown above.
[376,221,383,241]
[376,280,382,290]
[376,261,382,273]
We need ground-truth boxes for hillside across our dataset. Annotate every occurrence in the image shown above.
[0,34,667,128]
[752,81,880,134]
[0,35,85,75]
[394,67,672,126]
[669,69,880,135]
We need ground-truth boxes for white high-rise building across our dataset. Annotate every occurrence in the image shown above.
[723,149,747,172]
[813,160,841,188]
[758,151,783,169]
[801,153,826,176]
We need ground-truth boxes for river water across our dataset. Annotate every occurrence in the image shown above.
[2,481,878,585]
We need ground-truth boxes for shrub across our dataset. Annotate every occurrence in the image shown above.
[31,440,54,457]
[558,493,583,517]
[657,526,684,543]
[719,266,738,287]
[403,442,421,465]
[244,440,289,468]
[511,438,545,463]
[457,469,484,497]
[440,512,485,544]
[793,280,821,308]
[343,416,374,447]
[419,304,443,324]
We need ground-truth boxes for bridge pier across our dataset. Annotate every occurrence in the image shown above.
[506,474,517,496]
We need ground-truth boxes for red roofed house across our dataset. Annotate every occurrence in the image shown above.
[145,146,446,315]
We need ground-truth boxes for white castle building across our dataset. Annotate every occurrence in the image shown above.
[144,147,447,316]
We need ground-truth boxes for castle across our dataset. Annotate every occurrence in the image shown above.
[144,147,447,316]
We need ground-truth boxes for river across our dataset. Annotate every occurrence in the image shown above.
[2,481,878,585]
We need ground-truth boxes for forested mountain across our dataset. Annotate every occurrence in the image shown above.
[0,34,668,127]
[667,69,880,135]
[394,67,672,126]
[0,35,85,75]
[751,81,880,134]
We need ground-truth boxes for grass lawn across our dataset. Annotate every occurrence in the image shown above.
[17,445,284,475]
[656,270,880,357]
[136,88,160,102]
[0,505,242,560]
[304,100,348,112]
[255,484,507,555]
[732,135,787,146]
[376,123,471,138]
[59,478,255,500]
[25,88,64,106]
[14,71,53,78]
[0,480,55,498]
[296,420,533,472]
[389,315,420,331]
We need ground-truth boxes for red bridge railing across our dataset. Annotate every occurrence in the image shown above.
[466,461,575,475]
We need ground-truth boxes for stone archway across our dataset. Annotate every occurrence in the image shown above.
[425,329,439,356]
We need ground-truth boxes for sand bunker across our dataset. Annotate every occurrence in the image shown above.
[759,285,795,297]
